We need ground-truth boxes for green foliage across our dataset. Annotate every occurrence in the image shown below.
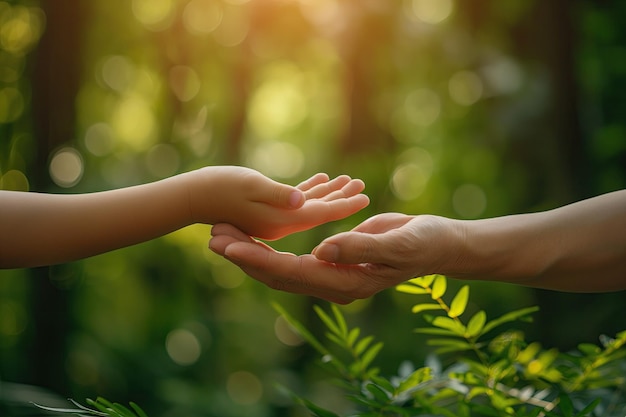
[33,397,148,417]
[278,275,626,417]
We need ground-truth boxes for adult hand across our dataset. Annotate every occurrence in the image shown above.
[209,213,459,303]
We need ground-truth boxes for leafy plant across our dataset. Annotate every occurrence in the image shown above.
[33,397,148,417]
[277,275,626,417]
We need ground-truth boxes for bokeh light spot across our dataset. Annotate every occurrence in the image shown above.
[391,163,429,201]
[404,88,441,126]
[0,301,27,336]
[213,7,248,47]
[84,123,116,156]
[0,87,24,123]
[0,169,29,191]
[274,316,304,346]
[49,147,84,188]
[226,371,263,405]
[146,143,180,178]
[411,0,453,24]
[183,0,223,35]
[101,55,134,93]
[169,65,201,102]
[131,0,175,30]
[0,5,45,54]
[449,70,483,106]
[110,95,156,151]
[248,63,308,139]
[247,141,304,179]
[452,184,487,218]
[166,328,202,366]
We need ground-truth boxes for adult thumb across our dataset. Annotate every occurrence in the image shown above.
[313,232,386,265]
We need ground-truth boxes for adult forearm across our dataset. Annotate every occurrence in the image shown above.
[446,190,626,291]
[0,174,192,268]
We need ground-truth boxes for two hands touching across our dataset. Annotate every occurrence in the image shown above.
[210,188,626,301]
[3,165,625,297]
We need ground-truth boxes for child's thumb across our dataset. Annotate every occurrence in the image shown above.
[264,182,305,209]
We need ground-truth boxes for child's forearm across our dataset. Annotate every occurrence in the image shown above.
[449,190,626,291]
[0,174,193,268]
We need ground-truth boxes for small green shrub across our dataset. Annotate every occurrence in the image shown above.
[33,275,626,417]
[276,275,626,417]
[33,397,148,417]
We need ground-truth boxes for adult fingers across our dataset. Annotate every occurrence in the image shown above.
[209,224,254,255]
[223,242,362,303]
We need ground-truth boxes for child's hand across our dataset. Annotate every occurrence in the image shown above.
[186,166,369,240]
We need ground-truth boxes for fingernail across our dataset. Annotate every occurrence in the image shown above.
[316,243,339,263]
[289,190,304,208]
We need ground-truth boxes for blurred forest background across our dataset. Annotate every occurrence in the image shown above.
[1,0,625,416]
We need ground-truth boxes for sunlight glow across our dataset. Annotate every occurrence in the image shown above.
[227,371,263,405]
[49,147,84,188]
[391,147,434,201]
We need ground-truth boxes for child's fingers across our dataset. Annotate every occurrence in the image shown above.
[304,194,370,224]
[321,179,365,201]
[303,175,352,199]
[297,173,330,191]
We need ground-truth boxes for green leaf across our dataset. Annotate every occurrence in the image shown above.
[314,305,342,337]
[448,285,469,318]
[411,303,443,314]
[273,303,329,356]
[431,316,466,336]
[295,396,342,417]
[130,403,148,417]
[409,275,436,288]
[466,310,486,338]
[481,306,539,335]
[365,382,390,403]
[397,367,432,394]
[414,327,459,336]
[347,327,360,348]
[331,304,348,337]
[574,398,601,417]
[396,284,430,295]
[427,338,474,352]
[431,275,447,299]
[361,341,384,370]
[355,335,374,356]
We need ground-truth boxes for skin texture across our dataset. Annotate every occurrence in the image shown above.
[209,190,626,304]
[0,166,369,269]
